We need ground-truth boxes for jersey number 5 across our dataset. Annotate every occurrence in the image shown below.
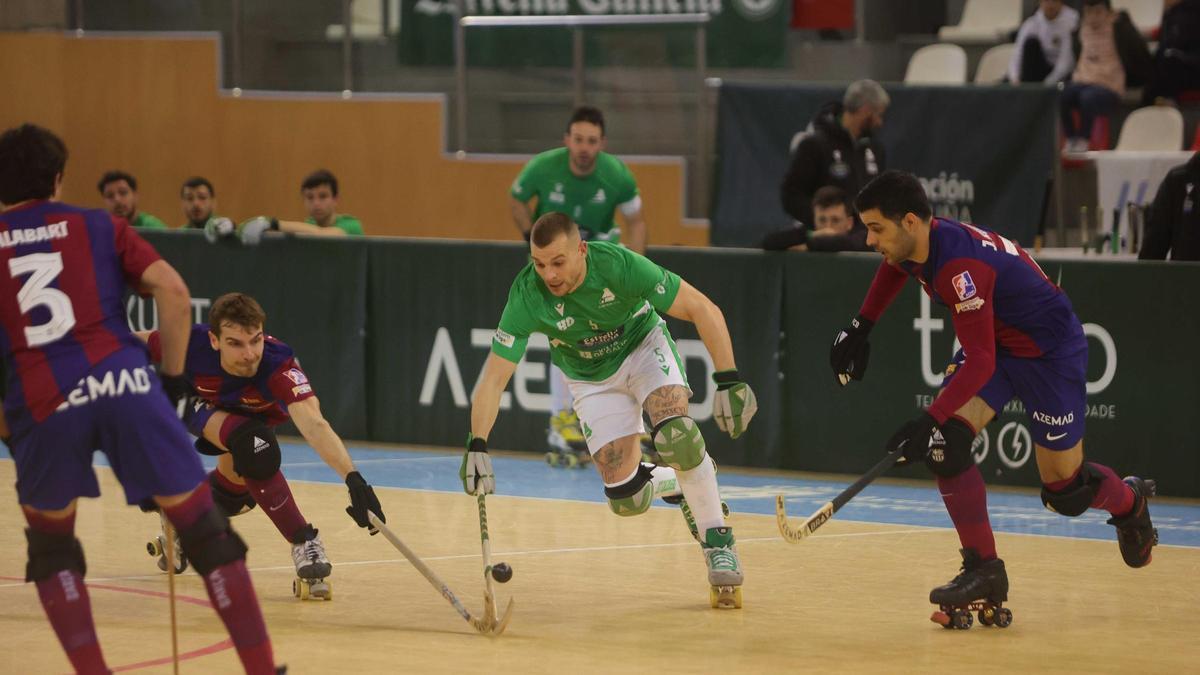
[9,252,77,347]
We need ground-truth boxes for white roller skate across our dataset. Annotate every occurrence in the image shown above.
[290,526,333,601]
[702,526,743,609]
[145,510,188,574]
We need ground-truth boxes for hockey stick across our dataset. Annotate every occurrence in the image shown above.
[476,494,515,636]
[367,513,505,635]
[163,519,180,674]
[776,447,905,543]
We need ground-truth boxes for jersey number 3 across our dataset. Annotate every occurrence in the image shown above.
[9,252,77,347]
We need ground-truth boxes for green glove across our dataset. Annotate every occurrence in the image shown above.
[712,369,758,439]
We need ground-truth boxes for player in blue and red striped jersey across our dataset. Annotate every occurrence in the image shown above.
[0,123,280,674]
[137,292,385,598]
[829,170,1157,623]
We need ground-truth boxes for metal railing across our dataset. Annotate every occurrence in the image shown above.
[455,11,712,211]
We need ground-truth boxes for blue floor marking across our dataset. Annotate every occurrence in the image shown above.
[91,442,1200,548]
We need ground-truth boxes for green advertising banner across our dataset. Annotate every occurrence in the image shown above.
[400,1,788,68]
[134,231,371,440]
[779,253,1200,497]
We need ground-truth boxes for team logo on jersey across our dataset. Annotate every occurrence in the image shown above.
[549,183,565,204]
[493,328,515,348]
[600,288,616,307]
[951,271,977,301]
[655,283,666,295]
[556,317,575,331]
[555,302,564,316]
[592,189,606,203]
[282,368,307,385]
[292,384,312,396]
[955,297,985,313]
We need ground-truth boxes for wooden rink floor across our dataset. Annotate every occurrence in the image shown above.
[1,455,1198,675]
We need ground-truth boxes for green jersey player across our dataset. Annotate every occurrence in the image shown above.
[509,107,650,463]
[460,212,758,609]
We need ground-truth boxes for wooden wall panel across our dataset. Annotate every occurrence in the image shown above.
[0,32,707,246]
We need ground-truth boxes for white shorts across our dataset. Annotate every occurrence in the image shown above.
[568,322,690,454]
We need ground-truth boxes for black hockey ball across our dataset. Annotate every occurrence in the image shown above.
[491,562,513,583]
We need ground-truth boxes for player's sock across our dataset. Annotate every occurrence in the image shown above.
[937,465,997,561]
[1045,462,1135,517]
[244,471,308,541]
[674,455,726,533]
[23,510,108,675]
[161,483,276,675]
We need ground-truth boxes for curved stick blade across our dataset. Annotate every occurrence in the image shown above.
[490,598,515,636]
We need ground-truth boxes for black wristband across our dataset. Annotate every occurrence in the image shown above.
[850,314,874,333]
[468,437,488,454]
[712,369,740,390]
[269,217,280,231]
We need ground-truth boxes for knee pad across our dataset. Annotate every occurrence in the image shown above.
[208,472,257,518]
[176,508,248,575]
[651,416,706,471]
[25,529,86,582]
[924,417,977,478]
[1041,464,1103,517]
[604,463,656,517]
[225,420,280,480]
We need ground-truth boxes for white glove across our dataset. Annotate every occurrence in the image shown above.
[459,436,495,495]
[237,216,278,246]
[202,216,235,243]
[712,370,758,439]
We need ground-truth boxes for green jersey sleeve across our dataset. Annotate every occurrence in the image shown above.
[491,277,539,363]
[510,158,541,202]
[618,246,681,313]
[335,215,364,235]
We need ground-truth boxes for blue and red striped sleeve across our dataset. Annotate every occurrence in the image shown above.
[112,215,161,290]
[857,260,909,322]
[927,259,997,424]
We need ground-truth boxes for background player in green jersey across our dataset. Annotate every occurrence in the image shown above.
[461,212,757,609]
[509,107,650,463]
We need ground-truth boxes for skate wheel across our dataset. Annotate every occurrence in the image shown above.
[709,585,742,609]
[293,578,309,600]
[978,607,995,626]
[930,611,952,628]
[147,538,163,557]
[951,609,973,630]
[310,581,332,601]
[544,452,559,467]
[993,607,1012,628]
[564,453,579,469]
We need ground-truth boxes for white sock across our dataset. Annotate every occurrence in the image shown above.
[549,364,574,415]
[647,463,681,499]
[675,455,725,534]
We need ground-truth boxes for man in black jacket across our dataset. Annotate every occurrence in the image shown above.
[1143,0,1200,105]
[1139,152,1200,260]
[780,79,888,231]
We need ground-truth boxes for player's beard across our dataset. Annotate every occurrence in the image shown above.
[570,153,595,175]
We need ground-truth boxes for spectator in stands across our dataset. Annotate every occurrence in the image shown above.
[1138,152,1200,260]
[180,176,218,228]
[1007,0,1079,84]
[1060,0,1152,152]
[97,170,168,229]
[762,185,869,252]
[290,169,362,236]
[780,79,888,230]
[1142,0,1200,105]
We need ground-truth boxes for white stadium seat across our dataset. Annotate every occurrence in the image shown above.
[905,43,968,85]
[974,43,1016,84]
[938,0,1022,43]
[1114,106,1185,151]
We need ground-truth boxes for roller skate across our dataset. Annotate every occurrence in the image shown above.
[290,524,332,601]
[544,410,590,469]
[929,548,1011,630]
[1108,477,1158,568]
[667,495,731,543]
[145,510,188,574]
[702,527,743,609]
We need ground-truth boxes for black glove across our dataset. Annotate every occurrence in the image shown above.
[160,373,193,412]
[886,413,937,466]
[830,314,873,386]
[345,471,384,534]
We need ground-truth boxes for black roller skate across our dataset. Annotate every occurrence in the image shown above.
[1107,477,1158,568]
[929,548,1012,630]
